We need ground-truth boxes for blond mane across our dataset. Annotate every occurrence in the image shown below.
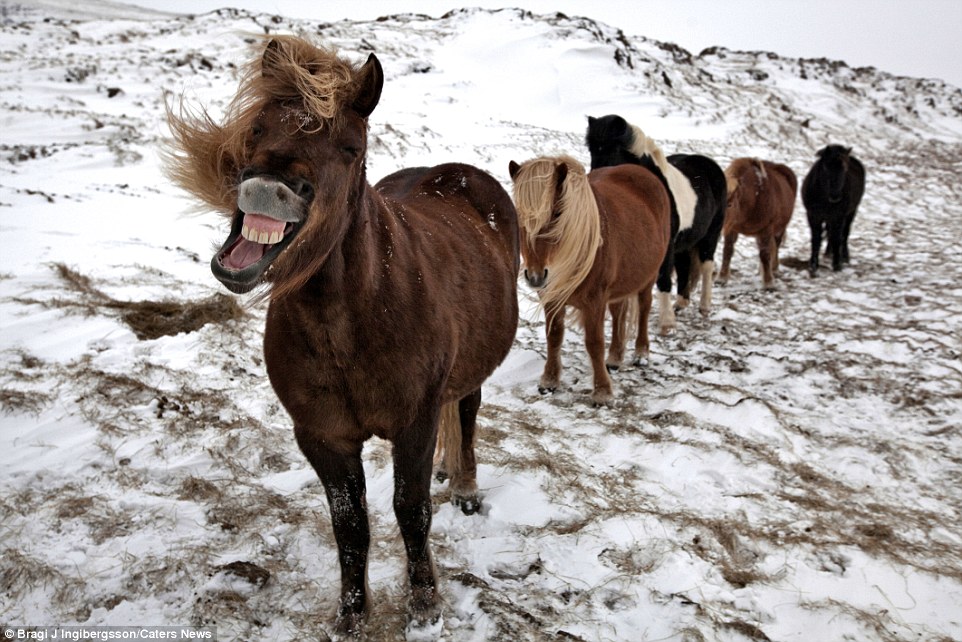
[164,36,361,216]
[512,155,602,317]
[627,124,698,231]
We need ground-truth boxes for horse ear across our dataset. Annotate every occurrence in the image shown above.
[844,146,853,155]
[353,53,383,118]
[555,162,568,187]
[508,160,521,180]
[262,39,280,76]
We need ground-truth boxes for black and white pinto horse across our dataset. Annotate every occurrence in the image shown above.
[802,144,866,275]
[586,114,726,334]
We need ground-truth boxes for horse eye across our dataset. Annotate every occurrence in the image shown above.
[341,146,361,158]
[251,124,264,138]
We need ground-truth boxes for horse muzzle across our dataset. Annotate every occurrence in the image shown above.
[211,176,311,293]
[523,268,549,290]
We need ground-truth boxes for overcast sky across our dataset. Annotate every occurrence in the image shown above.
[119,1,962,88]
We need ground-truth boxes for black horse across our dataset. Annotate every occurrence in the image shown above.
[802,144,866,275]
[586,115,726,331]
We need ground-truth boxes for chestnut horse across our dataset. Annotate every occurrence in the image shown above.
[586,115,727,325]
[508,155,670,404]
[802,144,866,275]
[166,37,519,637]
[718,158,798,288]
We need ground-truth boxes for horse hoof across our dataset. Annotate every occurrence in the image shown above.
[454,494,482,515]
[699,307,710,317]
[332,611,364,640]
[434,468,449,483]
[538,385,557,395]
[406,609,443,641]
[591,390,613,406]
[605,363,620,373]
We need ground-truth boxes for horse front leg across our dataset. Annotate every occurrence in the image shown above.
[717,230,738,285]
[841,211,855,264]
[393,403,443,633]
[808,216,822,276]
[294,425,370,637]
[539,306,565,393]
[828,217,845,271]
[756,232,776,289]
[606,300,627,372]
[583,303,613,404]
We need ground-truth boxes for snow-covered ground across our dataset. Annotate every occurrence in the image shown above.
[1,3,961,641]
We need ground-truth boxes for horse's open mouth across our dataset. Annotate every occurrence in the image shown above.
[211,176,309,294]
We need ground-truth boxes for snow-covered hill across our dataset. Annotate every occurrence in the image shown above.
[2,4,961,641]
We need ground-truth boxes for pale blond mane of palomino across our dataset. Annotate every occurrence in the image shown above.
[164,36,360,217]
[512,155,601,318]
[627,124,698,230]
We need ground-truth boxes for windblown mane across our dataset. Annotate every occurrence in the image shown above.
[627,124,698,230]
[512,155,601,317]
[164,36,361,216]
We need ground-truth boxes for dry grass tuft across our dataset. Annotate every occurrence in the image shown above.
[20,263,247,340]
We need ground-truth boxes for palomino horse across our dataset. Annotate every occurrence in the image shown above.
[586,115,727,328]
[802,144,866,275]
[166,37,519,637]
[508,155,670,404]
[718,158,798,288]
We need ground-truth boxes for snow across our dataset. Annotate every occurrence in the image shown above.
[2,3,961,642]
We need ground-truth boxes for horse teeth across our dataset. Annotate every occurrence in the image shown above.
[258,230,270,244]
[242,224,253,241]
[268,231,283,244]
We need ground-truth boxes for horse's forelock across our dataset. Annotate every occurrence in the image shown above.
[248,36,358,133]
[512,158,560,240]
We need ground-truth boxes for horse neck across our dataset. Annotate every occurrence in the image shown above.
[277,177,382,306]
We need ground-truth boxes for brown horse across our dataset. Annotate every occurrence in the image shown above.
[718,158,798,289]
[165,37,519,638]
[508,155,670,404]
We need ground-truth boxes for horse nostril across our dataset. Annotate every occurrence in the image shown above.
[294,180,314,202]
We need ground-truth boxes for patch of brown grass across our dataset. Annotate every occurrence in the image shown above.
[20,263,247,340]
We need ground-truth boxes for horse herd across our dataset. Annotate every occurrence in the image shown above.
[165,40,866,638]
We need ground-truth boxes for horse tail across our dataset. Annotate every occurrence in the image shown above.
[435,401,462,480]
[751,158,768,184]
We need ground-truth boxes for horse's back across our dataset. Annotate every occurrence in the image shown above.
[589,164,672,254]
[377,163,519,263]
[589,164,670,214]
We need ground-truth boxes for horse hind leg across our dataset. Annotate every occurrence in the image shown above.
[698,258,714,315]
[674,251,693,311]
[632,285,653,366]
[436,392,482,514]
[606,300,628,372]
